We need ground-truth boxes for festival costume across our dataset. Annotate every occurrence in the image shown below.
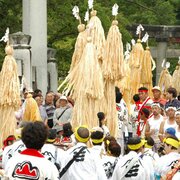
[112,151,150,180]
[60,142,107,180]
[4,148,59,179]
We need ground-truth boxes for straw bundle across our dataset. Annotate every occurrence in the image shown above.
[23,94,42,122]
[0,45,21,148]
[129,39,144,99]
[158,68,172,93]
[103,20,124,81]
[172,63,180,94]
[89,10,106,63]
[71,37,104,129]
[69,24,87,72]
[140,47,154,96]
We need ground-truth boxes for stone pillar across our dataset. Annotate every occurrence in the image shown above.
[10,32,32,87]
[47,48,58,92]
[155,36,168,85]
[22,0,47,95]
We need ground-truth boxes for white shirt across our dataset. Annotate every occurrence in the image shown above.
[175,126,180,139]
[2,140,25,169]
[4,148,59,180]
[155,152,180,177]
[164,119,177,133]
[112,151,150,180]
[148,115,164,143]
[60,142,107,180]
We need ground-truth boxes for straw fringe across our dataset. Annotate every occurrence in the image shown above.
[158,68,172,93]
[172,65,180,94]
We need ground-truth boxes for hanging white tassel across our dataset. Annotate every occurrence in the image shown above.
[72,6,80,20]
[112,3,119,16]
[142,32,149,43]
[136,24,144,36]
[88,0,94,10]
[0,27,9,42]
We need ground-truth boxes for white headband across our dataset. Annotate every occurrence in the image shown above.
[166,106,177,111]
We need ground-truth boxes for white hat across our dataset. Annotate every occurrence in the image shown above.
[165,106,177,111]
[60,95,67,101]
[152,86,161,92]
[151,103,160,108]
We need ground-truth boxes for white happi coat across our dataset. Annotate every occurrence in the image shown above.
[112,151,151,180]
[101,155,119,180]
[60,142,107,180]
[2,140,26,169]
[155,152,180,178]
[173,171,180,180]
[4,148,59,180]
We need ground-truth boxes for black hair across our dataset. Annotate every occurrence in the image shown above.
[167,87,177,98]
[127,137,143,152]
[145,136,154,147]
[104,136,117,151]
[108,141,121,157]
[77,127,89,139]
[21,121,48,150]
[115,86,120,94]
[34,89,42,95]
[97,112,105,128]
[91,131,104,146]
[141,108,150,118]
[116,92,123,103]
[138,87,148,91]
[133,94,140,102]
[63,123,73,138]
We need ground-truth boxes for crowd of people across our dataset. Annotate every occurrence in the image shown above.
[1,85,180,179]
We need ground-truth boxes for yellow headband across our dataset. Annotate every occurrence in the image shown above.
[163,138,179,149]
[144,143,153,149]
[91,137,104,144]
[46,138,56,143]
[128,140,145,150]
[74,126,90,143]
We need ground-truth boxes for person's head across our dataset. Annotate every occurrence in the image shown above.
[175,111,180,126]
[127,137,145,153]
[107,141,121,157]
[104,136,116,152]
[91,128,104,146]
[34,89,42,97]
[45,91,54,105]
[151,103,161,116]
[133,94,140,103]
[97,112,106,127]
[74,126,90,143]
[152,86,161,100]
[59,95,68,107]
[46,129,57,143]
[55,99,61,108]
[34,95,43,107]
[138,87,148,102]
[165,127,176,137]
[140,108,150,120]
[21,121,48,150]
[166,87,177,100]
[166,106,176,119]
[145,137,154,149]
[116,92,123,103]
[23,88,34,99]
[63,123,73,137]
[3,135,16,149]
[163,135,179,154]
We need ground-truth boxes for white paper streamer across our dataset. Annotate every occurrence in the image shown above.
[88,0,94,10]
[136,24,144,35]
[0,27,9,42]
[72,6,80,20]
[84,10,89,22]
[112,4,119,16]
[142,32,149,43]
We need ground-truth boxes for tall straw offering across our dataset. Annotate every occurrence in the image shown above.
[0,28,21,148]
[103,4,124,136]
[129,25,144,101]
[172,59,180,94]
[158,60,172,93]
[71,36,104,128]
[140,33,156,97]
[58,6,87,97]
[88,0,105,64]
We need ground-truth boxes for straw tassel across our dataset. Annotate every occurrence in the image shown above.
[172,62,180,94]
